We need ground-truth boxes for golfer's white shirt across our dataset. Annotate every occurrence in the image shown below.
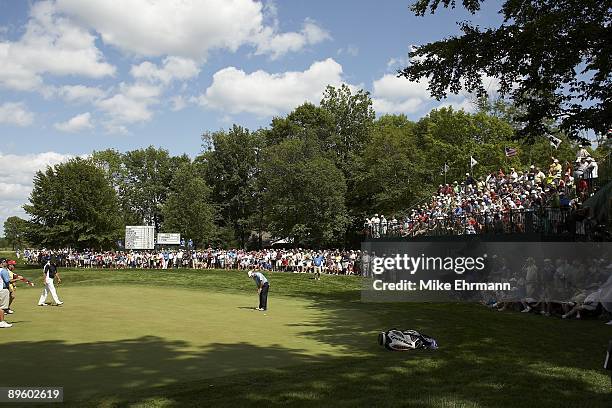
[38,265,61,305]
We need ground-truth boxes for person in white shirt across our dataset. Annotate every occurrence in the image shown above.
[585,157,598,180]
[380,215,388,236]
[371,214,380,238]
[38,259,63,306]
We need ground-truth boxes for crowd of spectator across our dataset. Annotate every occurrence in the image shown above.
[483,255,612,325]
[19,248,363,275]
[17,247,612,325]
[366,154,601,237]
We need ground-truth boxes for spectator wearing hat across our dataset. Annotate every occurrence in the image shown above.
[6,260,18,314]
[576,146,590,160]
[549,158,562,178]
[370,214,380,238]
[363,217,372,236]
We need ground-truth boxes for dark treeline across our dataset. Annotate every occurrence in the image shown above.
[8,86,611,250]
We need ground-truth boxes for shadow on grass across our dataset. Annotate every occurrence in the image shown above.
[5,269,611,407]
[4,336,324,405]
[272,292,612,408]
[5,307,610,407]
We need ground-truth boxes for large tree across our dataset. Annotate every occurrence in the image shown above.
[199,125,264,248]
[260,138,349,247]
[355,115,425,215]
[400,0,611,140]
[24,158,121,249]
[162,163,217,248]
[3,216,29,250]
[320,84,376,177]
[119,147,189,231]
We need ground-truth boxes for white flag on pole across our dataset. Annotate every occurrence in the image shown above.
[547,134,562,149]
[470,156,478,168]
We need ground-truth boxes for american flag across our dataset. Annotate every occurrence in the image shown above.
[504,147,517,157]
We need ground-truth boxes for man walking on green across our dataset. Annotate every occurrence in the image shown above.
[248,270,269,311]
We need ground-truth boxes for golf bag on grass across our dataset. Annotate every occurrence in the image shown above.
[378,329,438,351]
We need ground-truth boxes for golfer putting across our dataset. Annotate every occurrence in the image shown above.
[248,270,269,311]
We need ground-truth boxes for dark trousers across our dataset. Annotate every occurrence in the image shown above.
[259,283,269,310]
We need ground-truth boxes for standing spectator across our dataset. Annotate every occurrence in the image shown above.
[371,214,380,238]
[6,260,18,314]
[549,158,562,178]
[585,157,598,188]
[0,259,13,328]
[313,252,324,281]
[380,215,388,236]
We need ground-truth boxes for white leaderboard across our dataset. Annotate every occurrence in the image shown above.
[125,226,155,249]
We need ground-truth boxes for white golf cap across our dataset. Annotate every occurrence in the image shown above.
[247,271,254,277]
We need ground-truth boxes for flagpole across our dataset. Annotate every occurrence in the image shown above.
[444,161,447,185]
[504,148,508,171]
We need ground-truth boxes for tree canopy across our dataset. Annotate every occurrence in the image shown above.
[24,158,121,249]
[10,85,607,250]
[259,138,349,247]
[401,0,611,140]
[162,163,217,248]
[3,216,29,250]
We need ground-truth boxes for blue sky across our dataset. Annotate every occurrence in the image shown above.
[0,0,503,232]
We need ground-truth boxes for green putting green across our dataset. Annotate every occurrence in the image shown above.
[1,267,611,407]
[3,285,376,402]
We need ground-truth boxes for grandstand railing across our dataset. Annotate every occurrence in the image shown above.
[365,207,591,239]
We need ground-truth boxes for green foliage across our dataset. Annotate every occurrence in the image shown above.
[91,148,124,188]
[355,114,424,214]
[199,126,264,247]
[162,163,217,248]
[413,107,516,181]
[320,84,376,177]
[260,138,349,247]
[265,103,334,148]
[23,158,121,249]
[8,84,592,250]
[93,146,189,231]
[3,216,29,250]
[402,0,611,140]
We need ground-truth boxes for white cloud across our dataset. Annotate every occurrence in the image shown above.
[386,56,407,70]
[57,0,330,60]
[170,95,187,112]
[54,112,94,132]
[337,44,359,57]
[0,102,34,126]
[130,56,200,84]
[56,85,107,103]
[0,151,75,234]
[98,56,199,130]
[371,74,431,114]
[254,18,331,60]
[0,1,115,91]
[370,72,491,115]
[199,58,345,116]
[96,83,162,127]
[436,98,477,113]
